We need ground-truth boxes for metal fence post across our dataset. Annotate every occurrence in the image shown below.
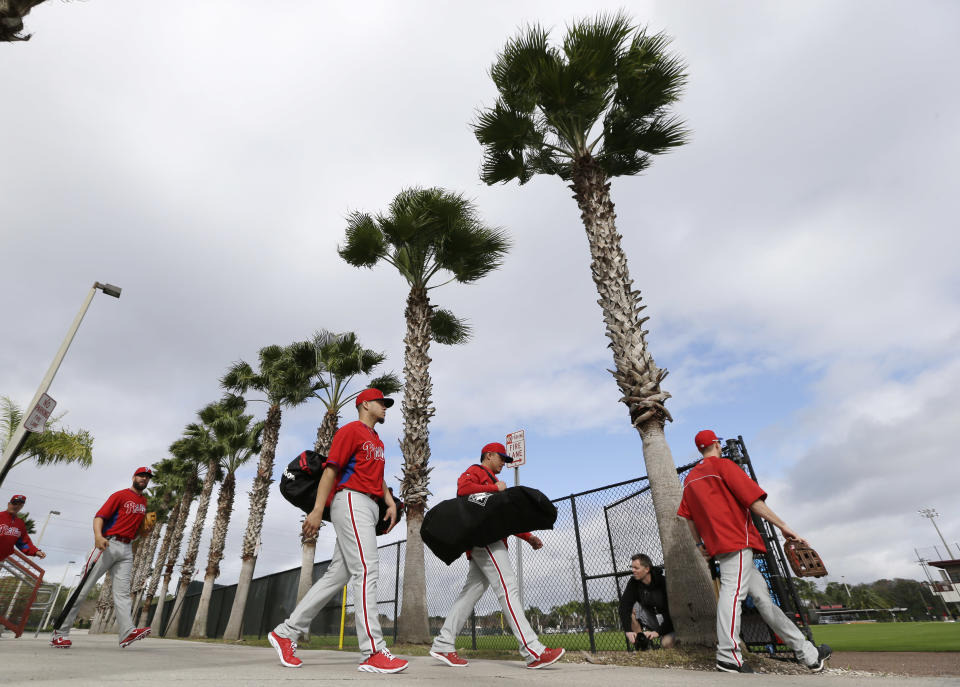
[569,495,596,652]
[471,609,477,650]
[393,541,400,645]
[604,507,631,651]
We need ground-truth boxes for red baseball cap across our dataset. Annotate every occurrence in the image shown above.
[9,494,26,504]
[694,430,721,450]
[481,442,513,463]
[356,388,395,408]
[134,467,153,477]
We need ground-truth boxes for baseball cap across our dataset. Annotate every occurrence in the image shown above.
[481,442,513,463]
[356,388,395,408]
[9,494,26,504]
[134,467,153,477]
[694,430,721,450]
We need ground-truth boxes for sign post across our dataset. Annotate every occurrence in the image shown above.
[506,430,526,604]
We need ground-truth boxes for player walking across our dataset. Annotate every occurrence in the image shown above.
[429,442,565,670]
[677,430,831,674]
[0,494,47,562]
[268,389,408,674]
[50,467,154,649]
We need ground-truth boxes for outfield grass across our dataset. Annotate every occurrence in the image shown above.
[811,622,960,652]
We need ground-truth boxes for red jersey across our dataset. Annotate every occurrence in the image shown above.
[677,456,767,557]
[96,488,148,539]
[0,511,38,560]
[327,421,385,499]
[457,464,532,558]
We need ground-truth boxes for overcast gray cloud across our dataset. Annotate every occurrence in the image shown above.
[2,0,958,592]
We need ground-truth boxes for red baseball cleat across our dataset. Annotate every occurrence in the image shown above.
[358,648,408,673]
[268,631,303,668]
[526,647,565,669]
[119,627,151,648]
[50,632,71,648]
[430,650,468,667]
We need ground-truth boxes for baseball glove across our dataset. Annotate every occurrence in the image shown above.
[783,539,827,577]
[137,511,158,538]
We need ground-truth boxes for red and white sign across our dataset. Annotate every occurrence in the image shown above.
[505,429,526,467]
[24,393,57,433]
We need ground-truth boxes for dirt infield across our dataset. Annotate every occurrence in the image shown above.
[831,652,960,677]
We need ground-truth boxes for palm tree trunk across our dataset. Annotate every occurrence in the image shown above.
[131,525,163,619]
[139,501,181,627]
[151,485,195,636]
[164,459,218,637]
[571,155,716,645]
[89,573,113,634]
[296,409,339,606]
[191,471,236,638]
[397,285,434,644]
[223,404,281,641]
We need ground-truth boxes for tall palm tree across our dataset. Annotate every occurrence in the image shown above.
[189,402,263,638]
[138,460,182,626]
[220,341,322,640]
[297,330,401,606]
[1,396,93,472]
[339,187,509,643]
[474,12,715,643]
[163,416,225,637]
[130,485,172,619]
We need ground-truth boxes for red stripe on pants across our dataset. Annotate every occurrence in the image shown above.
[485,545,539,660]
[347,493,375,652]
[730,550,744,666]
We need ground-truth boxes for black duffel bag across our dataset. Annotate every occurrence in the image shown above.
[279,449,404,536]
[420,486,557,565]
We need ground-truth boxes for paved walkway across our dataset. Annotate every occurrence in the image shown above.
[2,632,957,686]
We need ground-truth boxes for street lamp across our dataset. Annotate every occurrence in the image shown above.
[0,281,121,487]
[36,509,61,545]
[919,508,956,559]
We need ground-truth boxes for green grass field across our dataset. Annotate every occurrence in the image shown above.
[811,622,960,652]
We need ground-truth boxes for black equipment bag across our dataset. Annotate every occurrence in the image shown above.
[279,449,404,535]
[420,486,557,565]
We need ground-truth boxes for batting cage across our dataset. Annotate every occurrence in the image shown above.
[139,435,810,655]
[0,549,48,637]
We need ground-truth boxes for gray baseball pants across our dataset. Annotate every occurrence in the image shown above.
[431,540,546,663]
[57,540,135,642]
[274,490,384,658]
[716,548,817,667]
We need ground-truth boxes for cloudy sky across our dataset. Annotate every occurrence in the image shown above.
[2,0,958,600]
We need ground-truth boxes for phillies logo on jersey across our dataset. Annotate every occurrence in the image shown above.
[0,524,22,537]
[123,502,147,515]
[360,440,385,462]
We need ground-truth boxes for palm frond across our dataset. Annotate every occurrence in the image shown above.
[338,212,387,268]
[220,361,258,394]
[366,373,402,396]
[431,308,472,345]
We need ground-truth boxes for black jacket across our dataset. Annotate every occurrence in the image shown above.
[618,566,674,635]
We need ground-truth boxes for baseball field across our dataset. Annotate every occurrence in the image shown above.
[810,622,960,652]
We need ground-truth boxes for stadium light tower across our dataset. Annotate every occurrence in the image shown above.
[0,282,121,487]
[918,508,956,559]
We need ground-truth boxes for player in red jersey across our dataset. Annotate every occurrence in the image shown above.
[268,389,407,674]
[429,442,565,670]
[0,494,46,562]
[50,467,154,649]
[678,430,830,674]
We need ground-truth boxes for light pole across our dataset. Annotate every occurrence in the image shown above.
[841,576,851,600]
[36,509,61,545]
[919,509,956,559]
[0,281,121,488]
[37,560,75,634]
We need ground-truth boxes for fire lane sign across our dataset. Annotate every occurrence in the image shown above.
[505,429,526,467]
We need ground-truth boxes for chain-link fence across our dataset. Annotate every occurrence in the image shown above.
[149,451,808,654]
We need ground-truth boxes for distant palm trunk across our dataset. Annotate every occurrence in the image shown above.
[89,572,114,634]
[571,158,716,644]
[131,524,163,618]
[297,409,339,605]
[223,405,281,640]
[151,485,195,636]
[397,286,434,644]
[191,472,236,638]
[139,500,182,627]
[164,458,218,637]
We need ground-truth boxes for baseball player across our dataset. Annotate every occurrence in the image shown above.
[50,467,154,649]
[677,430,831,674]
[0,494,46,562]
[268,388,407,674]
[429,442,565,670]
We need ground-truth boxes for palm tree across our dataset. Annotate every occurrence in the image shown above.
[138,461,182,626]
[0,0,47,42]
[130,485,172,619]
[163,416,225,637]
[339,187,509,643]
[189,401,263,638]
[220,341,322,640]
[297,330,401,606]
[1,396,93,473]
[473,12,715,643]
